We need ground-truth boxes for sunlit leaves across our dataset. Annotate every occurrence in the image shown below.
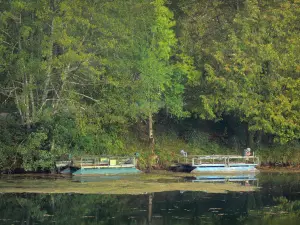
[180,0,300,143]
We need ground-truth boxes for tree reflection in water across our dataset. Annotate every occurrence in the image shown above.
[0,191,299,225]
[1,173,300,224]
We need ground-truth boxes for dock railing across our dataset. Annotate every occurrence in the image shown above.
[72,156,137,169]
[172,154,259,167]
[191,155,260,167]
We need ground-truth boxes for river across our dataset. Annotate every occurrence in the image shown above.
[0,172,300,225]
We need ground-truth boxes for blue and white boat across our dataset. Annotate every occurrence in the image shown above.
[57,156,141,175]
[190,155,259,173]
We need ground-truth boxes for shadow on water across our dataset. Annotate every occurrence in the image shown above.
[1,173,300,224]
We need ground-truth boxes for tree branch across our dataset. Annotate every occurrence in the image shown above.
[72,91,99,103]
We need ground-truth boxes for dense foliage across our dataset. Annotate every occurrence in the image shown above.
[0,0,299,171]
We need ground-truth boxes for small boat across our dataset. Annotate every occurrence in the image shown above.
[169,150,259,173]
[70,156,141,176]
[190,155,259,173]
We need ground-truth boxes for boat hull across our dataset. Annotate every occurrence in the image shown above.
[72,167,141,176]
[191,164,258,173]
[169,164,196,173]
[60,166,80,174]
[191,174,258,182]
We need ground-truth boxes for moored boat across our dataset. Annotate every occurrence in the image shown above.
[71,156,141,176]
[190,155,259,173]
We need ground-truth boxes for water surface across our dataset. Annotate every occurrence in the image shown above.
[1,172,300,225]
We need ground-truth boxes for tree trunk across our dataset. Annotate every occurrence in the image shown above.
[246,123,254,149]
[254,130,263,146]
[236,0,240,11]
[148,113,154,153]
[148,113,158,172]
[18,13,31,130]
[41,0,55,106]
[148,193,153,224]
[29,74,35,122]
[24,76,31,130]
[15,90,24,125]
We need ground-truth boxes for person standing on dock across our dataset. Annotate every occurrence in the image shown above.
[180,150,187,157]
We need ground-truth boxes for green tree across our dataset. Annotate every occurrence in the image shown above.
[178,0,300,145]
[132,0,188,154]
